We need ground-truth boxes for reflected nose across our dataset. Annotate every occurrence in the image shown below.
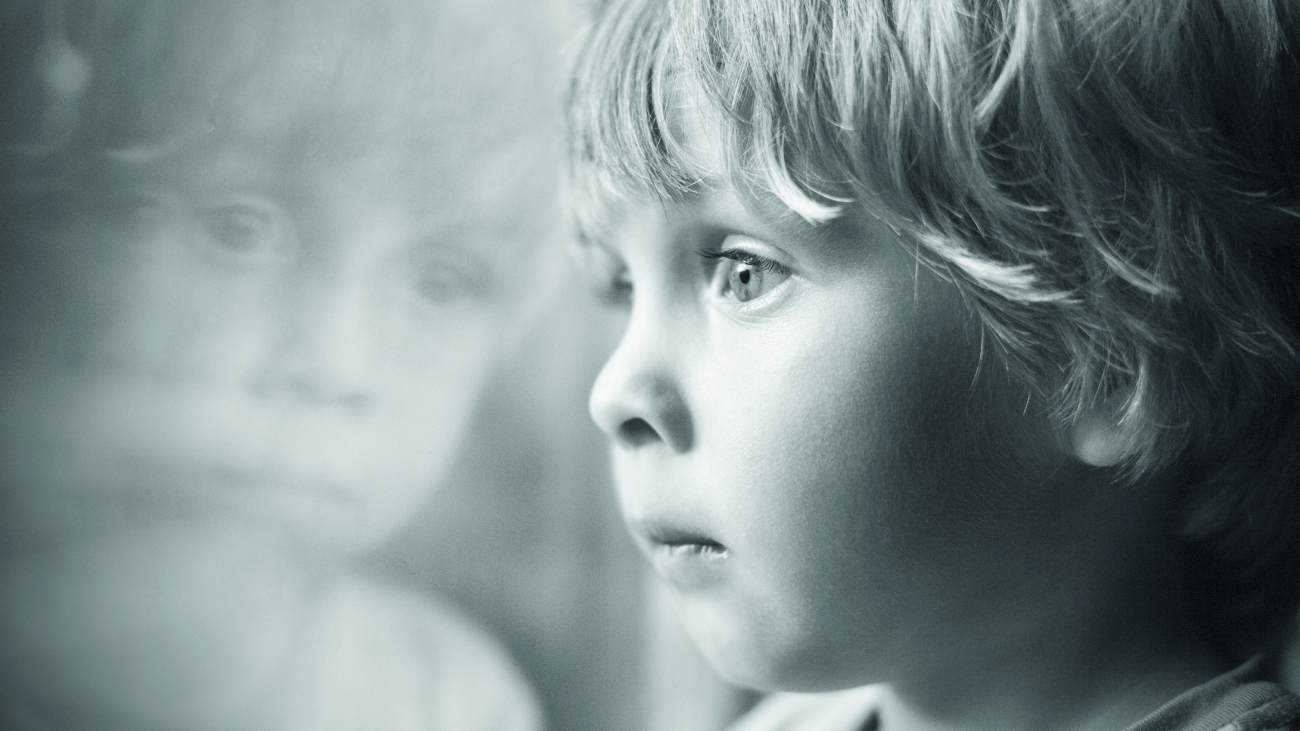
[251,262,376,415]
[588,316,694,453]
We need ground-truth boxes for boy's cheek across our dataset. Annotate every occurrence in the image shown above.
[655,492,907,692]
[606,257,1079,690]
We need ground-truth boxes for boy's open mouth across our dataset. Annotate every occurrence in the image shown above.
[636,521,730,589]
[661,540,728,559]
[638,522,729,560]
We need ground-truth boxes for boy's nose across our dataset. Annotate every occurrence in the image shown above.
[250,265,375,415]
[588,316,694,453]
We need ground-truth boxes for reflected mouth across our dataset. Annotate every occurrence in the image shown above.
[117,455,358,514]
[201,464,358,508]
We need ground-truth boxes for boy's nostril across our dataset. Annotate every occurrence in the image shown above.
[617,417,661,447]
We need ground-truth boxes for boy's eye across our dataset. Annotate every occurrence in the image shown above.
[571,237,633,308]
[199,198,291,259]
[705,245,791,303]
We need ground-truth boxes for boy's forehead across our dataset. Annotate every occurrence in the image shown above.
[593,180,876,265]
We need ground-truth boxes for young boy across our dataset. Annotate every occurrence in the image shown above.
[0,1,559,728]
[566,1,1300,730]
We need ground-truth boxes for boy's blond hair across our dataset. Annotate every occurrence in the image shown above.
[567,0,1300,656]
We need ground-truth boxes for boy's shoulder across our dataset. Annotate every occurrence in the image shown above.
[280,574,543,731]
[1124,658,1300,731]
[726,661,1300,731]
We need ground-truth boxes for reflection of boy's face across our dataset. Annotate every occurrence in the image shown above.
[0,139,545,552]
[585,106,1118,692]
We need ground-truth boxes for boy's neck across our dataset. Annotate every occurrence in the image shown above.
[878,551,1231,731]
[880,647,1227,731]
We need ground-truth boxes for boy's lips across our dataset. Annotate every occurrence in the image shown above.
[631,518,730,589]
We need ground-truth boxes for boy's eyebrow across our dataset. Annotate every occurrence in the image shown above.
[693,179,824,240]
[689,178,909,271]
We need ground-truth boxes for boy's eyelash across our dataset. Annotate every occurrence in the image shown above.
[700,248,789,274]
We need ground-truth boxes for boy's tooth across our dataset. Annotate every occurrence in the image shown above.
[665,542,728,560]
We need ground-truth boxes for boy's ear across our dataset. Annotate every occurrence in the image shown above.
[1069,403,1129,468]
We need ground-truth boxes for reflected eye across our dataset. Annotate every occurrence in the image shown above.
[410,248,493,306]
[199,198,291,259]
[94,192,177,248]
[705,246,791,303]
[101,192,170,231]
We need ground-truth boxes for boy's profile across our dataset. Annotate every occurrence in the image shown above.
[0,1,557,729]
[567,1,1300,730]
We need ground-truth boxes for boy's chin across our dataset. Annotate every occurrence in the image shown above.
[674,592,875,693]
[694,636,866,694]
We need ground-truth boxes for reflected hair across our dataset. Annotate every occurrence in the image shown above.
[567,0,1300,655]
[0,0,556,190]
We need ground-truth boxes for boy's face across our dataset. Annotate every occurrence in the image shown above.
[586,108,1107,692]
[0,136,551,553]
